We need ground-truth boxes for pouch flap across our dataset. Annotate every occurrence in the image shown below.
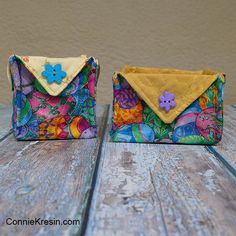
[13,55,90,96]
[118,67,225,124]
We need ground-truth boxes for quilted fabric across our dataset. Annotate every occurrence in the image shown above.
[111,67,225,145]
[9,55,99,140]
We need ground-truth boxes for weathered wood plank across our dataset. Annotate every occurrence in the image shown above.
[208,105,236,173]
[86,107,236,236]
[0,104,109,236]
[0,104,12,140]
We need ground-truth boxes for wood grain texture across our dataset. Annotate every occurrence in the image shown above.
[0,105,109,236]
[209,105,236,172]
[86,107,236,236]
[0,104,12,140]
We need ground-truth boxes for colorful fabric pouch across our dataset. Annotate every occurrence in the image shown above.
[8,55,99,140]
[111,66,225,144]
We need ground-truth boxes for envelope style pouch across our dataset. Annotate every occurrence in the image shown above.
[111,66,225,144]
[8,55,99,140]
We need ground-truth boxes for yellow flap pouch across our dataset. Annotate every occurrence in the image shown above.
[8,55,99,140]
[111,66,225,144]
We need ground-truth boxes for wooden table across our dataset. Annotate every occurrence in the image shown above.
[0,104,236,236]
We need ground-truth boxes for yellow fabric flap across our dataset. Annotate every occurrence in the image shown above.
[119,67,225,124]
[15,55,90,96]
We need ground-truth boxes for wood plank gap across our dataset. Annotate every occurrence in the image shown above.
[80,105,110,236]
[85,107,113,236]
[205,146,236,178]
[203,104,236,178]
[0,129,13,142]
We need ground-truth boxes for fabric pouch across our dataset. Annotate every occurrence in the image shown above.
[111,66,225,145]
[8,55,99,140]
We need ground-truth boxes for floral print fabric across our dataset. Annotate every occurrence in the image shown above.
[111,74,225,145]
[9,56,99,140]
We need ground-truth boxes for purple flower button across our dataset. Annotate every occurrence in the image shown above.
[159,91,176,112]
